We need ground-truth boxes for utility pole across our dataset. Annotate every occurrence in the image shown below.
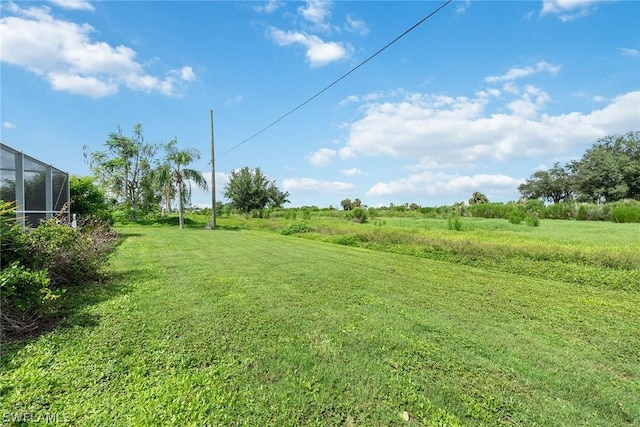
[210,109,216,229]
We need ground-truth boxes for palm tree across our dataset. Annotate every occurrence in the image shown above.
[164,140,208,229]
[152,163,174,214]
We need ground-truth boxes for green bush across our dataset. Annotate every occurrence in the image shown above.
[611,206,640,223]
[21,218,118,288]
[545,202,576,220]
[508,210,525,225]
[1,262,60,340]
[577,205,588,221]
[346,207,368,223]
[448,214,463,231]
[467,203,509,219]
[524,199,546,218]
[525,215,541,227]
[281,222,312,235]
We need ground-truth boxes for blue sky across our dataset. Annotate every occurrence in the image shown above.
[1,0,638,208]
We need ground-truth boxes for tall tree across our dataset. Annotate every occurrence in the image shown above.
[569,132,640,202]
[88,124,157,221]
[518,162,573,204]
[164,140,208,229]
[223,167,289,214]
[468,192,489,205]
[340,198,353,211]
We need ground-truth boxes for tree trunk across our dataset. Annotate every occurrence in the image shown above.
[178,182,184,229]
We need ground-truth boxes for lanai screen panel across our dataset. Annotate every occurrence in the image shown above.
[52,168,68,212]
[0,143,70,227]
[0,147,16,202]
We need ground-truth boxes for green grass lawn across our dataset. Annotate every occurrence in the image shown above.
[1,225,639,426]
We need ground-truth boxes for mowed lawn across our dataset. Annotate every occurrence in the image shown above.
[1,226,639,426]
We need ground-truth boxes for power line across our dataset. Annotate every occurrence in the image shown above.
[220,0,452,157]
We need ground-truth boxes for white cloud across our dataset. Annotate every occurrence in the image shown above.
[341,168,366,177]
[485,61,560,83]
[0,4,195,97]
[48,72,118,97]
[253,0,284,13]
[178,66,196,82]
[298,0,332,26]
[341,87,640,168]
[226,95,244,105]
[455,0,471,15]
[2,121,17,129]
[307,148,336,167]
[367,171,522,199]
[268,27,350,67]
[540,0,605,21]
[339,90,401,106]
[283,177,356,194]
[344,14,368,35]
[49,0,94,11]
[618,48,639,57]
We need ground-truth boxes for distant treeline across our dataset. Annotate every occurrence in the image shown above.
[195,199,640,223]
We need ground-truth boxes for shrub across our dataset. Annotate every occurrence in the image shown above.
[611,206,640,223]
[1,221,28,269]
[347,207,368,223]
[448,214,463,231]
[25,218,119,288]
[1,262,60,340]
[0,205,118,341]
[468,203,509,219]
[525,215,540,227]
[545,202,576,220]
[524,199,546,218]
[508,210,525,225]
[281,222,312,235]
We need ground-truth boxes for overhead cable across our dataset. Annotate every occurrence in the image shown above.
[220,0,452,156]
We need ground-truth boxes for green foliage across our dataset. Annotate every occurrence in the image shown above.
[0,215,118,340]
[1,262,57,313]
[611,200,640,223]
[340,198,352,211]
[346,206,368,223]
[524,199,546,218]
[524,214,541,227]
[448,214,463,231]
[518,132,639,204]
[162,139,208,229]
[507,209,525,225]
[468,191,489,205]
[0,204,27,269]
[25,218,119,288]
[545,201,576,220]
[70,175,112,222]
[280,222,312,235]
[87,124,158,222]
[0,262,59,340]
[570,131,640,202]
[467,202,510,219]
[223,166,289,214]
[518,162,573,204]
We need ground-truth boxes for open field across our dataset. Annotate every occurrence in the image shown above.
[1,220,639,425]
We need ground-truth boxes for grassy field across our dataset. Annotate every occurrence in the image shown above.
[1,220,639,425]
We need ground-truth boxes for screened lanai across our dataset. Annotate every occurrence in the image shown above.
[0,143,70,227]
